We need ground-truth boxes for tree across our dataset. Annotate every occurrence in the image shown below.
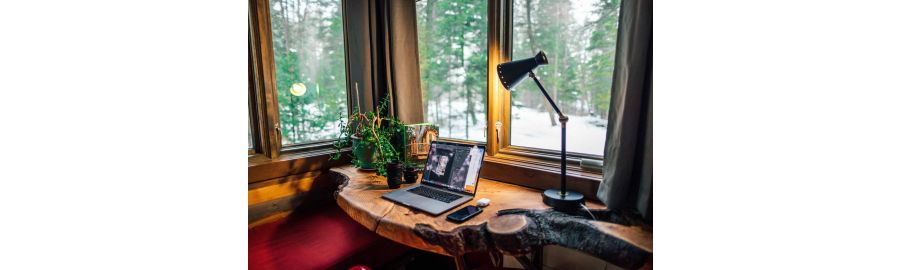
[512,0,619,120]
[270,0,347,144]
[417,0,487,141]
[586,0,621,119]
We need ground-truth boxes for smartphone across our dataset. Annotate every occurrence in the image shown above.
[446,205,483,223]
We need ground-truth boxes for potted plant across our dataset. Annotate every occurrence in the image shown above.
[332,97,405,179]
[402,160,420,184]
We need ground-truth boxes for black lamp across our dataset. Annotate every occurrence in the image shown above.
[497,51,585,211]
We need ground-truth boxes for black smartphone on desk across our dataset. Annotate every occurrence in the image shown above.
[446,205,482,223]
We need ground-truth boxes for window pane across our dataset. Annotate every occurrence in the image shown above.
[510,0,619,155]
[416,0,488,142]
[270,0,347,145]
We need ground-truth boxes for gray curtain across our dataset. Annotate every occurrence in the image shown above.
[378,0,425,123]
[343,0,376,113]
[343,0,425,123]
[598,0,653,222]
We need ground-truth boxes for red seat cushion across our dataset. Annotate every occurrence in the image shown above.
[249,204,403,270]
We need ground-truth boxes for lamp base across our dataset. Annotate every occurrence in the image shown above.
[542,189,585,212]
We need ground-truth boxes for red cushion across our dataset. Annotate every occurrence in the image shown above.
[249,204,398,270]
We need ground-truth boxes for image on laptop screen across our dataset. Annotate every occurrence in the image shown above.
[422,143,484,194]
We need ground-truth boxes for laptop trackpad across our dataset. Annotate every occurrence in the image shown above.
[384,186,465,215]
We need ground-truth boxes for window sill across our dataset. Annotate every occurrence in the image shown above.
[481,152,603,200]
[248,147,350,183]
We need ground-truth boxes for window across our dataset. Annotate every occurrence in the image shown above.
[508,0,620,155]
[269,0,348,146]
[416,0,488,142]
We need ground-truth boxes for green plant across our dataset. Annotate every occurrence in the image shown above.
[332,97,405,176]
[402,159,417,169]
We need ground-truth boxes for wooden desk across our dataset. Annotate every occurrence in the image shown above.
[330,165,652,269]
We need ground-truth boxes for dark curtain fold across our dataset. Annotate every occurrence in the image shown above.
[378,0,425,123]
[344,0,424,122]
[598,0,653,222]
[343,0,376,113]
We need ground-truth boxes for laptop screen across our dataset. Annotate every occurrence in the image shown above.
[422,142,485,194]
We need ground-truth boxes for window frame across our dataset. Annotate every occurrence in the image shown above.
[249,0,353,160]
[414,0,492,145]
[484,0,607,179]
[249,0,608,186]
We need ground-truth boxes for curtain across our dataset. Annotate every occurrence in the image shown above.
[343,0,376,113]
[598,0,653,222]
[343,0,424,122]
[377,0,425,123]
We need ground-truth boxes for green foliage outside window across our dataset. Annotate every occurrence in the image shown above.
[270,0,348,145]
[416,0,488,141]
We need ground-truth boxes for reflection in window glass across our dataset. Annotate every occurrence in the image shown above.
[270,0,347,145]
[510,0,619,155]
[416,0,488,142]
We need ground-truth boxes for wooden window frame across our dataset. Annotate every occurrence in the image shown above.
[248,0,603,194]
[248,0,353,162]
[483,0,603,191]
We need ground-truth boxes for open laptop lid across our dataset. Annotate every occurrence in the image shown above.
[420,141,486,195]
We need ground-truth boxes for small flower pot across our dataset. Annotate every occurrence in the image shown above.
[403,167,419,184]
[385,162,403,189]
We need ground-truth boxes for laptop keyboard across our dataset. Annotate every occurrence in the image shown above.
[408,186,462,203]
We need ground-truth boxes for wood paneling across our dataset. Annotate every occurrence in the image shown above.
[248,193,308,224]
[248,167,341,226]
[248,171,321,205]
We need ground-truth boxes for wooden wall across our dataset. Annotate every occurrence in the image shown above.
[248,153,349,228]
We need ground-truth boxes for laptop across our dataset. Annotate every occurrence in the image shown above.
[382,140,486,215]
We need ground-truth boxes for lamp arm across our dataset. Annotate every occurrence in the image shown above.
[528,71,570,196]
[528,71,565,119]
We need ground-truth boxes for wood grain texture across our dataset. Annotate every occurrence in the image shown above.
[248,170,340,225]
[248,0,282,158]
[248,171,320,205]
[332,165,602,253]
[331,165,652,269]
[249,150,349,183]
[481,154,602,201]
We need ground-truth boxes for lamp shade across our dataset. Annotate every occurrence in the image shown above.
[497,51,549,90]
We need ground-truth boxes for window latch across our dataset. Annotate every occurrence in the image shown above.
[494,121,502,145]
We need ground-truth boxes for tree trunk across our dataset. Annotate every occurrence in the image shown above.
[525,0,557,126]
[421,0,436,120]
[413,209,653,270]
[460,20,470,139]
[552,2,561,109]
[446,87,452,137]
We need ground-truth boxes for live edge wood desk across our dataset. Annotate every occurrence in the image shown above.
[330,165,652,269]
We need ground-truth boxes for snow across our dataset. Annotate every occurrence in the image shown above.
[511,106,606,155]
[426,99,488,142]
[427,100,606,155]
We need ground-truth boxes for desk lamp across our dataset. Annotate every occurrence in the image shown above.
[497,51,584,211]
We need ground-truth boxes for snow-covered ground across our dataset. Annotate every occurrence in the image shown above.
[426,100,606,155]
[425,99,489,142]
[511,106,606,155]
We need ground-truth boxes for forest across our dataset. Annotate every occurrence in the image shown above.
[269,0,347,145]
[267,0,620,154]
[417,0,620,154]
